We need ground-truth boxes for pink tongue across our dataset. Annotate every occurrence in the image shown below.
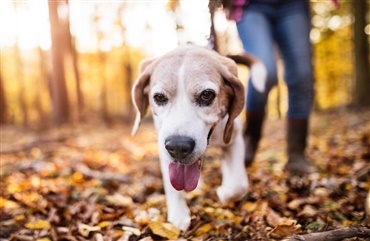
[169,161,200,192]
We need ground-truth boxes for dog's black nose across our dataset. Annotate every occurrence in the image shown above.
[165,136,195,160]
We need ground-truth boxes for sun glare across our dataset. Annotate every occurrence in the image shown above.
[0,0,50,50]
[0,0,211,56]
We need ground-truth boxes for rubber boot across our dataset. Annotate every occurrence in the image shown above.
[285,118,315,175]
[244,112,265,166]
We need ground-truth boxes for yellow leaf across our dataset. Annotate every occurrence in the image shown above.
[148,221,180,240]
[241,201,258,212]
[6,184,23,194]
[268,220,301,239]
[37,238,51,241]
[72,172,84,183]
[195,223,213,236]
[25,220,51,230]
[98,221,111,228]
[0,197,19,209]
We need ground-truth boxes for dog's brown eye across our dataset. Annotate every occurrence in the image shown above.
[154,93,168,106]
[197,90,215,106]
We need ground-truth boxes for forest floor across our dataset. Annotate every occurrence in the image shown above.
[1,108,370,241]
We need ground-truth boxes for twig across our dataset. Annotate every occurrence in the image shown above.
[71,162,130,183]
[283,226,370,241]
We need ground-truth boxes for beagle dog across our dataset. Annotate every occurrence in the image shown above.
[131,44,266,231]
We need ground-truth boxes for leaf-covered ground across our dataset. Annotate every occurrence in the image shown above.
[1,109,370,240]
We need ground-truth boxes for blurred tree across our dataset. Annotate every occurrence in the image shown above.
[12,1,28,126]
[48,0,70,125]
[66,0,84,121]
[117,4,134,121]
[35,47,49,125]
[93,5,110,124]
[353,0,370,106]
[0,72,7,124]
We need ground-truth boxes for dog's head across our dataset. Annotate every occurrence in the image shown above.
[131,45,245,191]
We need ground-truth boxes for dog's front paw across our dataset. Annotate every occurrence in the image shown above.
[217,181,248,204]
[167,205,191,231]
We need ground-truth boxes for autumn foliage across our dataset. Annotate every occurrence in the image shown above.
[1,110,369,240]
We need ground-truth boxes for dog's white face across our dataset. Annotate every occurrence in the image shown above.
[132,45,245,192]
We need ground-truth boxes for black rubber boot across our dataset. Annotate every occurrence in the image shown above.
[285,118,315,175]
[244,112,265,166]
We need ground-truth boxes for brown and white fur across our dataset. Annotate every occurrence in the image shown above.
[131,44,266,231]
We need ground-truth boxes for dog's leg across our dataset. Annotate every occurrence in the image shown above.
[159,151,191,231]
[217,129,249,204]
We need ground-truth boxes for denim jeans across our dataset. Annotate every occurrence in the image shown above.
[236,0,313,119]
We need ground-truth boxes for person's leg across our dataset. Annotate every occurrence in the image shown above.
[274,0,315,174]
[237,9,278,165]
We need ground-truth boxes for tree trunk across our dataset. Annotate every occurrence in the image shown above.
[48,0,70,125]
[0,72,7,124]
[99,52,110,124]
[353,0,370,106]
[66,0,84,121]
[15,36,28,126]
[38,47,50,125]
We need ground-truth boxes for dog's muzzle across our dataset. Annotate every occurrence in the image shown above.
[165,135,201,192]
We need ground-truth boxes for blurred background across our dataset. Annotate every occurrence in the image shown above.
[0,0,369,129]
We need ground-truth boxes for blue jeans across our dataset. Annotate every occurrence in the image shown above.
[237,0,313,119]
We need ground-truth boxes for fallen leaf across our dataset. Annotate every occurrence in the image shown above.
[266,207,282,227]
[122,226,141,236]
[268,220,301,239]
[78,223,101,237]
[148,221,180,240]
[36,238,51,241]
[98,221,111,228]
[241,201,258,212]
[298,205,318,218]
[25,219,51,230]
[105,193,133,207]
[287,199,303,210]
[0,197,19,209]
[195,223,213,236]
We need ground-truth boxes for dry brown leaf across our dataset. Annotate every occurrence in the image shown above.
[287,199,303,210]
[105,193,133,207]
[297,205,318,218]
[122,226,141,236]
[78,223,101,237]
[268,220,301,239]
[266,207,283,227]
[148,221,180,240]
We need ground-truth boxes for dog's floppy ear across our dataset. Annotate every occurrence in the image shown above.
[217,56,245,144]
[131,58,157,136]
